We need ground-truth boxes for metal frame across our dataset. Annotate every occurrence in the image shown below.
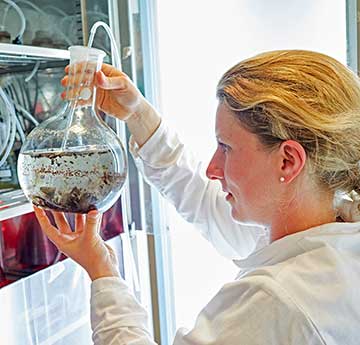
[139,0,177,343]
[108,0,160,332]
[108,0,133,233]
[346,0,358,72]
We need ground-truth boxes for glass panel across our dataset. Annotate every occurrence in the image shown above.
[85,0,110,53]
[0,1,82,48]
[0,235,123,344]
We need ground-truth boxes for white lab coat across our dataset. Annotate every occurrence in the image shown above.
[91,121,360,344]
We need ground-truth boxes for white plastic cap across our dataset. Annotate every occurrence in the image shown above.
[68,45,106,70]
[67,46,106,100]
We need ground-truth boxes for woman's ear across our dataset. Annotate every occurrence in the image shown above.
[278,140,306,183]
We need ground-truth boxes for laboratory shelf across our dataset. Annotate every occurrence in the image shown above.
[0,190,33,221]
[0,43,69,74]
[0,43,69,62]
[0,42,69,219]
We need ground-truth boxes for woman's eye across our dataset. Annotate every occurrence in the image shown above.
[218,143,229,153]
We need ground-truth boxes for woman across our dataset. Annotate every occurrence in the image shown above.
[35,50,360,344]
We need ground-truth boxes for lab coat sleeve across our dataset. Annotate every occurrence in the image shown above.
[129,120,267,259]
[91,276,324,345]
[91,277,157,345]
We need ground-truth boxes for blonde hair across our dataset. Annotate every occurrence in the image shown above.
[217,50,360,194]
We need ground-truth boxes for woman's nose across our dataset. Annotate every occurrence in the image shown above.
[206,155,224,180]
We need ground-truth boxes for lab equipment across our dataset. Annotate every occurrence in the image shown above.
[0,85,17,189]
[17,46,127,213]
[0,0,26,44]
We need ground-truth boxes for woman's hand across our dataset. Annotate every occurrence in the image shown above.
[33,206,120,281]
[61,62,161,147]
[61,63,146,121]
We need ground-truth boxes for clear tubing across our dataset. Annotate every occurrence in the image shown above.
[2,0,26,39]
[1,4,11,31]
[0,87,11,156]
[14,0,72,46]
[13,110,26,142]
[25,61,40,83]
[7,83,25,129]
[88,21,122,71]
[14,101,39,126]
[13,78,31,117]
[60,103,75,152]
[0,86,16,167]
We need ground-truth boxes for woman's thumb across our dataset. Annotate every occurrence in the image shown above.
[96,71,127,91]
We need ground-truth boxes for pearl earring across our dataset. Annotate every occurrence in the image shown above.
[280,177,285,182]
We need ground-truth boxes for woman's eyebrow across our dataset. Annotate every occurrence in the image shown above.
[216,136,226,145]
[216,134,233,144]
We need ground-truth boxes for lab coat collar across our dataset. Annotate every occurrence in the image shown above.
[233,221,360,273]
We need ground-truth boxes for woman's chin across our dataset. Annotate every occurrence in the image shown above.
[231,209,261,226]
[231,208,246,222]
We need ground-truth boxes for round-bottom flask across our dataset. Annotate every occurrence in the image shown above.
[17,46,127,213]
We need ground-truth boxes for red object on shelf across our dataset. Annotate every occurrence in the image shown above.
[1,212,58,276]
[16,212,58,266]
[0,220,16,286]
[100,198,124,241]
[0,265,5,286]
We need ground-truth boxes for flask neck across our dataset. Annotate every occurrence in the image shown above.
[65,59,101,111]
[66,46,105,113]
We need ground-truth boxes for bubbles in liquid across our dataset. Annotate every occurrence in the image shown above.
[18,146,126,213]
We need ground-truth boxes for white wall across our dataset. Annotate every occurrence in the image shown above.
[155,0,347,330]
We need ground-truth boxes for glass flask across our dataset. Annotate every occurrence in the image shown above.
[17,46,127,214]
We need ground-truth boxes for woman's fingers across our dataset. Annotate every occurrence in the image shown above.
[61,75,67,86]
[52,211,72,234]
[101,63,126,77]
[34,207,61,243]
[85,211,102,238]
[95,71,127,90]
[75,213,85,233]
[62,75,95,89]
[65,63,125,78]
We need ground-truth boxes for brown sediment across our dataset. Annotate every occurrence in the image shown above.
[29,173,125,213]
[31,186,99,214]
[31,196,98,213]
[26,148,110,159]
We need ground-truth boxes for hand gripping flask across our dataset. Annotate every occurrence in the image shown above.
[17,46,127,213]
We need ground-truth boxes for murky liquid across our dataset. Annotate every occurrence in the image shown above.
[18,147,126,213]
